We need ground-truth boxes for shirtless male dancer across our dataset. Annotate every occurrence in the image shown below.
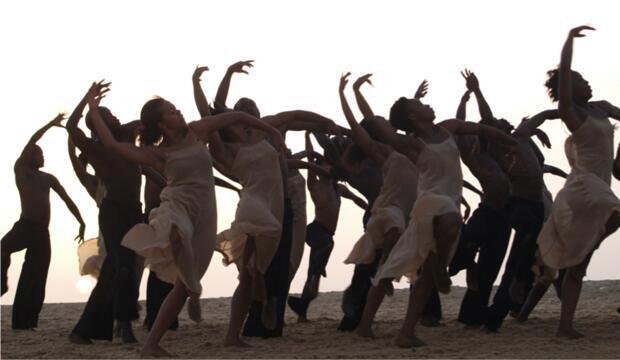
[67,83,144,344]
[1,113,85,330]
[288,132,368,321]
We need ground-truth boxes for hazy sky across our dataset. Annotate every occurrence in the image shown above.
[1,0,619,305]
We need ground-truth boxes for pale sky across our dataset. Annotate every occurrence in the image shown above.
[1,0,619,305]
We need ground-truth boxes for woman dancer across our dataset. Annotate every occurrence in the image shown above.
[192,65,341,344]
[537,25,620,339]
[349,74,517,347]
[85,81,284,356]
[340,72,419,333]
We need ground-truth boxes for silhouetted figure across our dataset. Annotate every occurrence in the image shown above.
[1,113,85,330]
[67,83,143,345]
[289,131,368,322]
[536,25,620,339]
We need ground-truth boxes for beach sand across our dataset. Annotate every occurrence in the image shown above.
[2,280,619,359]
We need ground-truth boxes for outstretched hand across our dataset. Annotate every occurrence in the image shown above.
[353,73,373,90]
[569,25,595,38]
[75,223,85,244]
[192,66,210,82]
[50,112,67,128]
[461,69,479,92]
[86,80,111,109]
[339,72,351,92]
[414,79,429,99]
[228,60,254,74]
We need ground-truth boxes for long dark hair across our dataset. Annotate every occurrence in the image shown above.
[139,97,166,146]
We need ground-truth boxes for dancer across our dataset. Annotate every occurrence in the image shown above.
[446,79,512,328]
[67,82,144,344]
[537,25,620,339]
[337,72,419,339]
[351,73,517,346]
[84,79,284,355]
[456,70,559,332]
[288,131,368,322]
[192,65,341,344]
[1,113,85,330]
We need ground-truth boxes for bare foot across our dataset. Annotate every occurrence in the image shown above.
[356,326,376,339]
[187,295,202,323]
[395,333,426,348]
[69,332,93,345]
[557,327,585,339]
[224,337,252,348]
[140,344,174,358]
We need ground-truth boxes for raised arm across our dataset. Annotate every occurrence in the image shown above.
[192,66,211,117]
[461,69,494,121]
[558,26,595,132]
[214,60,254,112]
[191,111,284,150]
[352,73,375,119]
[338,73,388,165]
[265,110,342,136]
[337,183,368,210]
[440,119,519,147]
[543,164,569,178]
[67,137,98,200]
[49,175,85,243]
[456,90,472,120]
[512,109,560,138]
[86,84,163,170]
[215,176,241,194]
[66,81,110,154]
[16,113,65,169]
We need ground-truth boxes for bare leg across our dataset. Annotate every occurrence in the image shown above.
[396,212,461,347]
[141,227,189,357]
[395,256,434,348]
[224,238,256,347]
[356,285,386,339]
[558,211,620,339]
[141,279,188,357]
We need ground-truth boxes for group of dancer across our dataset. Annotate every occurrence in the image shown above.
[2,25,620,356]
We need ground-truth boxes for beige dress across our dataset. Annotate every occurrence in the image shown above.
[216,140,284,274]
[122,143,217,295]
[345,151,418,264]
[538,115,620,269]
[373,130,463,284]
[287,172,307,280]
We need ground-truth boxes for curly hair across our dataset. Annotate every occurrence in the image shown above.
[545,68,583,102]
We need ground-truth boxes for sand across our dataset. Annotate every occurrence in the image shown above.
[2,280,619,359]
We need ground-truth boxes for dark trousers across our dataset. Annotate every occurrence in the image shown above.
[144,271,178,331]
[72,199,142,340]
[243,198,293,338]
[338,208,381,332]
[1,219,50,329]
[422,286,442,320]
[456,205,511,326]
[305,221,335,278]
[485,197,543,331]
